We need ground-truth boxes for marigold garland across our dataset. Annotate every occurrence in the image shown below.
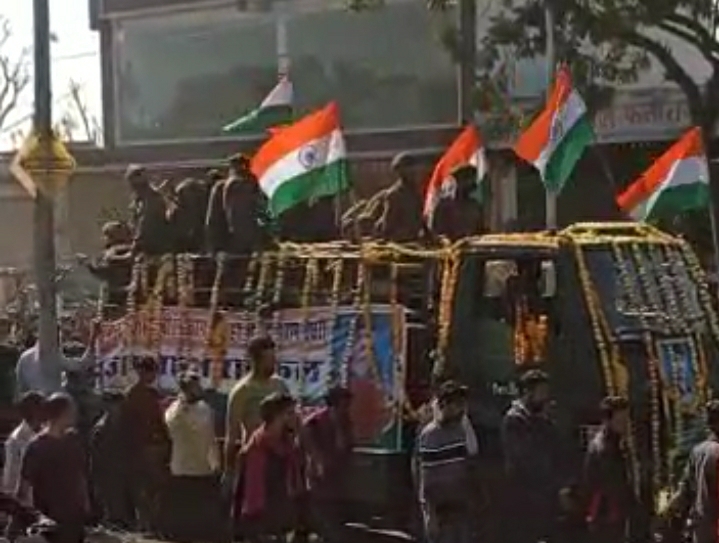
[435,247,460,378]
[271,247,286,341]
[610,242,657,494]
[358,252,382,388]
[254,252,271,331]
[207,253,227,387]
[299,257,319,399]
[329,258,344,386]
[123,258,142,382]
[176,255,192,366]
[390,259,405,412]
[148,255,173,356]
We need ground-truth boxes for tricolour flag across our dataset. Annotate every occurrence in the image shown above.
[616,127,709,221]
[514,66,594,193]
[423,125,486,221]
[251,102,350,216]
[222,77,293,134]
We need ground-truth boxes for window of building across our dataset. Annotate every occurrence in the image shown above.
[111,0,458,143]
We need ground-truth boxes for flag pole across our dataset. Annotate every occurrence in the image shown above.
[544,0,557,231]
[276,0,290,78]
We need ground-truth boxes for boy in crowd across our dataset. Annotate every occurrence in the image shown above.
[18,393,89,543]
[415,381,478,543]
[234,392,303,543]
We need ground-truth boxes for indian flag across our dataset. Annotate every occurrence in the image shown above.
[251,102,350,216]
[514,66,594,193]
[222,77,293,134]
[423,124,486,221]
[616,127,709,221]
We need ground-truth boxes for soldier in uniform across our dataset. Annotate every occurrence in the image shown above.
[169,177,211,253]
[205,168,230,254]
[127,166,172,256]
[375,153,428,242]
[223,154,269,254]
[431,165,485,241]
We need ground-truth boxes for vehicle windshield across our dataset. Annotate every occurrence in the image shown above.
[582,242,704,336]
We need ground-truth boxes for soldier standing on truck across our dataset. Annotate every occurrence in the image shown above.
[224,337,289,489]
[501,369,563,543]
[415,381,478,543]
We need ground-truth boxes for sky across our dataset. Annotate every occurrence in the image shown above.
[0,0,101,149]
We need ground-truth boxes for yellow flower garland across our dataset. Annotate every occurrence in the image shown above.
[329,258,344,385]
[207,253,227,387]
[435,246,460,378]
[176,254,192,366]
[299,257,319,398]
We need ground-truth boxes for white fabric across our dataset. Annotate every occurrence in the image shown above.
[15,343,96,398]
[165,399,220,476]
[430,399,479,455]
[3,421,36,495]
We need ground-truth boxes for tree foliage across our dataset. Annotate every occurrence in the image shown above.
[349,0,719,135]
[480,0,719,133]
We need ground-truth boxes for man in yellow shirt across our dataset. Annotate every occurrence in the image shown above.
[224,336,288,478]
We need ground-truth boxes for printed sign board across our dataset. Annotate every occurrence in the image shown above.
[97,305,406,451]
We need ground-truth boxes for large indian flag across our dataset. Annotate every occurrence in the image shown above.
[423,124,486,222]
[251,102,350,216]
[222,77,293,134]
[616,127,709,221]
[514,66,594,193]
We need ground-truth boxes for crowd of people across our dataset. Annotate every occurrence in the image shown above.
[0,335,355,543]
[2,329,719,543]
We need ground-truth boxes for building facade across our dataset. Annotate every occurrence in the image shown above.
[91,0,459,146]
[77,0,714,245]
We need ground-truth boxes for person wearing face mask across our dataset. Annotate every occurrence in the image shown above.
[163,370,221,542]
[501,369,562,543]
[415,381,478,543]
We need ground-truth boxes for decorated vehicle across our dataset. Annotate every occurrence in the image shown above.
[444,222,718,536]
[94,222,719,536]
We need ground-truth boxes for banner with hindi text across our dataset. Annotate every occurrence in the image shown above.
[97,305,406,451]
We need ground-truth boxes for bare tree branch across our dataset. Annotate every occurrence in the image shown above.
[0,16,29,132]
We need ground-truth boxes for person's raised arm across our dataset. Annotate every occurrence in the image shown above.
[61,321,100,373]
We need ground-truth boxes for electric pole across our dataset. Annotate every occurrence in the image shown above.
[11,1,74,395]
[544,0,557,230]
[458,0,477,124]
[33,0,60,386]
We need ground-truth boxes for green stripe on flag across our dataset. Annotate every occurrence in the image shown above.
[270,159,350,216]
[544,116,594,193]
[223,104,292,134]
[646,182,710,222]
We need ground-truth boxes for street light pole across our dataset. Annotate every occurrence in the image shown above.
[32,0,61,390]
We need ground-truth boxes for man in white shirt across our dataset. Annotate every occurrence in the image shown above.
[164,370,222,542]
[16,323,100,398]
[3,392,46,496]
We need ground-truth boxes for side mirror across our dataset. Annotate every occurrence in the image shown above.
[540,260,556,298]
